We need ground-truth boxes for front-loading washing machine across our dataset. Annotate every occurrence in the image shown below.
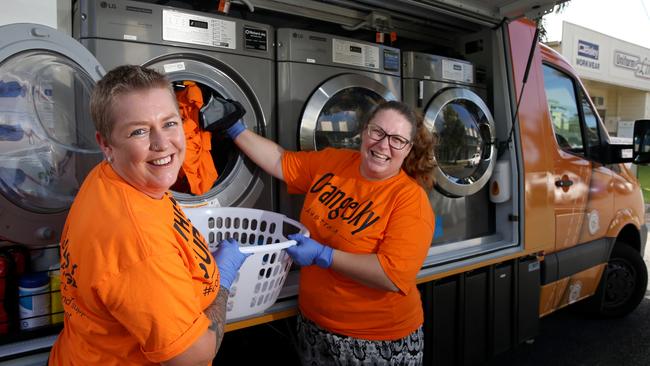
[0,22,104,361]
[276,28,401,219]
[0,23,104,247]
[75,0,275,211]
[402,51,496,245]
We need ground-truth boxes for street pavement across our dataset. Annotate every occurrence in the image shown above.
[486,214,650,366]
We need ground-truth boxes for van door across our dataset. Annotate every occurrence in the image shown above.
[542,64,613,252]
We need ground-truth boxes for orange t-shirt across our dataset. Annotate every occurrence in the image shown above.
[49,161,220,365]
[282,148,435,340]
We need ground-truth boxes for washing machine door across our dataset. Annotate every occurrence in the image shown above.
[145,55,266,208]
[0,23,104,245]
[300,73,396,151]
[424,87,496,197]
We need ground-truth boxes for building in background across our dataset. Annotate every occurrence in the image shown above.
[546,21,650,139]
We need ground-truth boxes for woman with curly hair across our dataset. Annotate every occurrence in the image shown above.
[210,99,436,365]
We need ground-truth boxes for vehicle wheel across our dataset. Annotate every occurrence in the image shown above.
[588,243,648,318]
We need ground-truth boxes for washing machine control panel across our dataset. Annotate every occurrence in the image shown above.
[162,9,237,49]
[161,9,268,52]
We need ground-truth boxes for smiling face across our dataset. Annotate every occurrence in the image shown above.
[359,108,413,181]
[96,87,185,199]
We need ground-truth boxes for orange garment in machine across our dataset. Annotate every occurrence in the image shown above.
[176,81,218,195]
[282,148,435,341]
[48,162,220,365]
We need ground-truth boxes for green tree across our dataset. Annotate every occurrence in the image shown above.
[538,2,569,42]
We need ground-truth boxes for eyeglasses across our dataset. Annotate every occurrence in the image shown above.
[366,124,412,150]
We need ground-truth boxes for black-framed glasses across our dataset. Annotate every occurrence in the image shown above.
[366,124,412,150]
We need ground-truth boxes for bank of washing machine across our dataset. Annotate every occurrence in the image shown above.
[276,28,401,220]
[402,51,496,245]
[75,0,275,211]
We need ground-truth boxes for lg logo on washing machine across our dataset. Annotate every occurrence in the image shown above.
[100,1,116,9]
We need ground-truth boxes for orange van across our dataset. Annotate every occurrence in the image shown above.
[224,14,650,365]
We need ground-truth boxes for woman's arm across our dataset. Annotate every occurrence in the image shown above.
[160,287,228,366]
[233,129,285,181]
[287,234,399,292]
[331,251,399,292]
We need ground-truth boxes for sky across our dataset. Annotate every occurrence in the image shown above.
[543,0,650,48]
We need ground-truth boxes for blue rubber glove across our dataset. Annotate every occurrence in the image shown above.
[212,238,251,290]
[225,119,246,140]
[286,234,333,268]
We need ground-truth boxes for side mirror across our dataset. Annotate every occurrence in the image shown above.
[633,119,650,164]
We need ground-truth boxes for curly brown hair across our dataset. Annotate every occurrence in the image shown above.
[361,101,436,190]
[91,65,175,143]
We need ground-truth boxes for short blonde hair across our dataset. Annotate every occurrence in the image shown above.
[90,65,175,142]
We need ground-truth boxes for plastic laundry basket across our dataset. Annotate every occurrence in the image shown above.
[183,207,309,320]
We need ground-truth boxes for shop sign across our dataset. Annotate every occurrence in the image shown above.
[614,50,650,79]
[576,40,600,70]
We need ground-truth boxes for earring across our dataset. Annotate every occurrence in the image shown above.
[107,156,113,164]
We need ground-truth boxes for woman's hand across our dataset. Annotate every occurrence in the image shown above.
[211,238,251,290]
[199,95,246,134]
[286,234,333,268]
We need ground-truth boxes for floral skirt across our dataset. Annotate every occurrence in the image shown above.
[295,312,424,366]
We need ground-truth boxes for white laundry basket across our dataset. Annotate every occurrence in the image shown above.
[183,207,308,320]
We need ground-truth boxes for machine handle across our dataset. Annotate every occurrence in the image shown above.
[555,179,573,188]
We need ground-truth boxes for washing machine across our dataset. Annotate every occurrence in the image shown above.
[0,23,104,247]
[276,28,401,219]
[402,51,496,245]
[74,0,275,211]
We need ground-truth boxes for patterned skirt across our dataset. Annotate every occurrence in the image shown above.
[295,312,424,366]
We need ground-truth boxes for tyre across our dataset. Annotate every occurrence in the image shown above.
[586,243,648,318]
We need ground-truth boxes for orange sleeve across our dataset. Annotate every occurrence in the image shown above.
[282,150,318,194]
[97,252,211,363]
[376,188,434,295]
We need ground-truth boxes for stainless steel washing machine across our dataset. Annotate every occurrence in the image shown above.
[402,51,496,245]
[0,23,104,247]
[276,28,401,219]
[75,0,275,211]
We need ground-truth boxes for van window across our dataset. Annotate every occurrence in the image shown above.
[581,92,603,159]
[542,65,583,153]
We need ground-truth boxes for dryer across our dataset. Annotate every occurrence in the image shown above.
[402,51,496,244]
[276,28,401,219]
[0,23,104,247]
[75,0,275,211]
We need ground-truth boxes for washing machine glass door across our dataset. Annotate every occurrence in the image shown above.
[300,74,396,151]
[425,87,496,197]
[0,24,104,245]
[145,56,266,208]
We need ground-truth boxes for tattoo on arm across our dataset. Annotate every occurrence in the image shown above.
[204,286,229,356]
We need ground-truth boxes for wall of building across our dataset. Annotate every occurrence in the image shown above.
[550,21,650,136]
[0,0,71,34]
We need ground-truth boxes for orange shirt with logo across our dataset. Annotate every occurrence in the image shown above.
[49,162,219,365]
[282,148,435,340]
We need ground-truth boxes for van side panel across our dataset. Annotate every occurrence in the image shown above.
[609,165,645,249]
[508,20,555,254]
